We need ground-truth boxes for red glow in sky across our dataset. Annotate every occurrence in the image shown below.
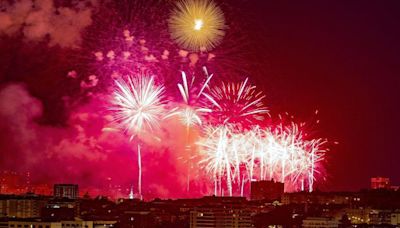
[0,0,400,198]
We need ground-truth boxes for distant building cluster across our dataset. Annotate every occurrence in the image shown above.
[371,177,390,189]
[0,178,400,227]
[0,171,132,198]
[371,176,399,190]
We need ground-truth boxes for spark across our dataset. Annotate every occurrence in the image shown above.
[169,0,226,51]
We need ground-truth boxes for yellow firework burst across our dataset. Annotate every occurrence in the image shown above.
[168,0,226,52]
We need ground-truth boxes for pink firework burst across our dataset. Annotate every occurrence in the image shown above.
[203,78,269,129]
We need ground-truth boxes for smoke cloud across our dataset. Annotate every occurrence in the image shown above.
[0,0,95,48]
[0,84,207,199]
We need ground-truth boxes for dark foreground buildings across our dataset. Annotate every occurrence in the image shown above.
[1,184,400,227]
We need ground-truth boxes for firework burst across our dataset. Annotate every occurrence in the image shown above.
[203,78,269,129]
[111,74,167,199]
[169,0,226,52]
[111,75,166,136]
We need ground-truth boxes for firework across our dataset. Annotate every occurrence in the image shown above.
[169,0,226,52]
[203,78,269,129]
[111,74,166,199]
[198,125,236,196]
[165,70,213,127]
[14,0,332,199]
[163,69,214,193]
[197,122,327,196]
[111,75,166,135]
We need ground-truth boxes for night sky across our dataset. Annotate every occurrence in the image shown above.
[0,0,399,196]
[240,1,400,190]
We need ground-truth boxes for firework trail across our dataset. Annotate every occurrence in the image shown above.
[198,125,236,196]
[198,125,251,196]
[197,122,327,196]
[165,68,213,127]
[163,68,214,192]
[270,123,326,192]
[111,75,166,199]
[169,0,226,52]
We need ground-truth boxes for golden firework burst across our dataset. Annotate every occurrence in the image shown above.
[169,0,226,52]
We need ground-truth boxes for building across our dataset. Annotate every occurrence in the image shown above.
[391,210,400,226]
[119,211,154,228]
[9,220,62,228]
[0,194,47,218]
[371,177,390,190]
[340,207,372,224]
[53,185,78,199]
[302,217,339,228]
[369,209,392,225]
[281,192,353,205]
[3,219,116,228]
[251,180,284,201]
[190,207,252,228]
[0,198,46,218]
[0,220,7,228]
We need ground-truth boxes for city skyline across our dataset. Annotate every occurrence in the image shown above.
[0,170,397,200]
[1,181,400,227]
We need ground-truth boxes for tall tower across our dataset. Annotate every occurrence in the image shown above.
[129,185,134,199]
